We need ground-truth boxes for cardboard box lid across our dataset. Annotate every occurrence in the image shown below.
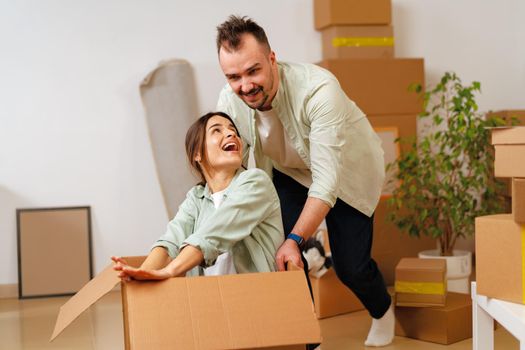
[491,126,525,145]
[52,258,322,349]
[51,263,120,340]
[395,258,446,283]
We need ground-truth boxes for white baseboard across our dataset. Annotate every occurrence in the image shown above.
[0,284,18,299]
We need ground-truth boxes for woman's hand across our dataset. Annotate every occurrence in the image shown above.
[111,256,173,281]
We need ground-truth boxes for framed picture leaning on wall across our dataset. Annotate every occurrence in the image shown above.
[16,206,93,298]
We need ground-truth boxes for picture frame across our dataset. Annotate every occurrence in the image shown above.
[16,206,93,299]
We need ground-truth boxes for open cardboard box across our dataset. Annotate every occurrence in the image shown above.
[51,257,322,349]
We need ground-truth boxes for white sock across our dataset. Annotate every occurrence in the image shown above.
[364,304,395,347]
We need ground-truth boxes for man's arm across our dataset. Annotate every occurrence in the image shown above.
[275,197,330,271]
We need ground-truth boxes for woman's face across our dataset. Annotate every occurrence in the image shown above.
[199,115,243,174]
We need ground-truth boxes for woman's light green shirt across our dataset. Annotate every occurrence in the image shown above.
[152,168,284,276]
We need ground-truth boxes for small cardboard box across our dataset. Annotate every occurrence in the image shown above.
[513,178,525,223]
[487,110,525,126]
[51,257,322,349]
[317,59,425,116]
[395,258,447,307]
[395,292,472,345]
[321,25,394,59]
[476,214,525,305]
[310,268,364,319]
[314,0,391,29]
[491,127,525,177]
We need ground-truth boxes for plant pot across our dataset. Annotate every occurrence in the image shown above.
[418,249,472,294]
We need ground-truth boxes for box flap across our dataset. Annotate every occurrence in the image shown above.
[50,263,120,341]
[123,269,322,349]
[491,126,525,145]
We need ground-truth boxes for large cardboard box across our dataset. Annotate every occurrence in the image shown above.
[395,292,472,345]
[476,214,525,305]
[318,59,425,116]
[513,178,525,223]
[310,268,364,319]
[321,25,394,59]
[51,257,322,349]
[367,114,417,154]
[491,127,525,177]
[314,0,391,29]
[371,199,438,285]
[395,258,447,307]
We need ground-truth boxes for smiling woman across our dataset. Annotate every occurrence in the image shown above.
[112,112,284,280]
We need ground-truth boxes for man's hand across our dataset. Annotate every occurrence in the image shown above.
[111,256,173,281]
[275,239,304,271]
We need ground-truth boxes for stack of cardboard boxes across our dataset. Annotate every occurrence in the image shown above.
[486,110,525,204]
[476,127,525,306]
[393,258,473,344]
[313,0,436,288]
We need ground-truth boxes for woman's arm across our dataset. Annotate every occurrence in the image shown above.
[112,246,204,280]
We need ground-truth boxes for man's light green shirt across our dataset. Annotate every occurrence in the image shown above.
[217,62,385,216]
[153,168,284,276]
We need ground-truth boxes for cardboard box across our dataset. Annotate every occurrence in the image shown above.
[513,178,525,223]
[321,25,394,59]
[487,110,525,126]
[314,0,391,29]
[395,292,472,345]
[367,114,417,154]
[476,214,525,305]
[318,59,425,116]
[310,268,364,319]
[371,199,438,285]
[491,127,525,177]
[51,257,322,349]
[395,258,447,307]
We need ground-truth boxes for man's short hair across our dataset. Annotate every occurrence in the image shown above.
[216,15,270,54]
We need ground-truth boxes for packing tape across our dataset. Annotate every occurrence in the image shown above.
[395,281,446,295]
[332,37,394,48]
[522,226,525,304]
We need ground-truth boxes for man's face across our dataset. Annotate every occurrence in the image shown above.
[218,34,277,110]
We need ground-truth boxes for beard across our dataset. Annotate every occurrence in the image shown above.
[238,72,275,111]
[240,86,269,110]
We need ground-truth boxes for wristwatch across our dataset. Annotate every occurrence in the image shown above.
[287,233,305,248]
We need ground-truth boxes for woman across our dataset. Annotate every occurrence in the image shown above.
[112,112,284,280]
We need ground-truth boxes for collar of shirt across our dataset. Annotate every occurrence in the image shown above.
[194,167,246,200]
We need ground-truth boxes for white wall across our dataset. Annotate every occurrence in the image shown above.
[1,0,524,285]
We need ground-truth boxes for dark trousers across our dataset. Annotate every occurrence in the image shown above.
[273,169,391,319]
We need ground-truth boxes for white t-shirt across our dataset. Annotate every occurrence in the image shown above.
[255,109,308,169]
[203,189,237,276]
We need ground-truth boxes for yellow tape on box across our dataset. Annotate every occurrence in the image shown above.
[395,281,446,295]
[332,37,394,47]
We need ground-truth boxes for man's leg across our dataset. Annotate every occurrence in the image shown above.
[272,169,312,292]
[272,169,318,350]
[325,199,394,346]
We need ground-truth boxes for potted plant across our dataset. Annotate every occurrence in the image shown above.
[386,72,506,293]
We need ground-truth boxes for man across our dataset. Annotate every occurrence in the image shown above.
[215,16,394,347]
